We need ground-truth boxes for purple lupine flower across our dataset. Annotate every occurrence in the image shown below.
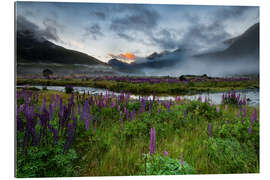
[120,111,124,126]
[225,104,228,112]
[149,127,156,156]
[208,123,212,137]
[64,123,76,153]
[111,100,115,108]
[130,110,133,121]
[49,102,53,121]
[82,100,91,131]
[126,109,129,120]
[242,107,247,117]
[51,94,55,104]
[180,153,184,166]
[54,94,59,111]
[39,105,50,142]
[167,101,171,112]
[24,103,39,147]
[48,124,59,144]
[77,103,81,115]
[251,108,257,124]
[16,109,24,132]
[184,109,188,118]
[237,110,240,119]
[216,107,220,113]
[198,96,202,103]
[164,150,168,156]
[248,125,252,134]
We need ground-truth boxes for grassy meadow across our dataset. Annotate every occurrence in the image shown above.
[16,86,259,177]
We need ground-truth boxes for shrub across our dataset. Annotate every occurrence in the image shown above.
[16,140,78,177]
[141,154,196,175]
[42,86,48,91]
[65,85,74,94]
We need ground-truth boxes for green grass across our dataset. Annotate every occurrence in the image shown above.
[16,90,259,177]
[17,78,259,96]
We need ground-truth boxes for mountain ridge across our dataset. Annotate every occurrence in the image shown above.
[17,30,107,66]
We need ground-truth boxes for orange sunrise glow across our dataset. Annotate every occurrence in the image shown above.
[120,53,135,60]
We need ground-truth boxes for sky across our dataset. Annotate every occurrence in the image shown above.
[16,2,259,63]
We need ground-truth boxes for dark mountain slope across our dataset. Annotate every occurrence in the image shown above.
[17,30,106,65]
[196,23,259,60]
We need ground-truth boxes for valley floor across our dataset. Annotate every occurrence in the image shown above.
[17,76,259,96]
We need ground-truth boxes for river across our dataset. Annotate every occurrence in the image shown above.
[17,85,259,107]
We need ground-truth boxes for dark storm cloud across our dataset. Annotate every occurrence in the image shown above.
[16,15,39,32]
[178,21,230,51]
[41,18,64,41]
[40,26,59,41]
[90,11,106,20]
[84,24,103,40]
[16,15,62,42]
[216,6,254,20]
[150,29,181,49]
[130,6,255,52]
[110,4,160,33]
[107,5,255,51]
[117,32,134,41]
[159,6,255,52]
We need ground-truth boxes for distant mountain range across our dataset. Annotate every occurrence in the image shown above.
[195,23,259,61]
[108,22,259,72]
[16,30,106,66]
[108,48,193,72]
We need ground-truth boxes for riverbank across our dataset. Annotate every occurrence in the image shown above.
[17,76,259,96]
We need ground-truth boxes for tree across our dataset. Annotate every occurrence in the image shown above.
[42,68,53,79]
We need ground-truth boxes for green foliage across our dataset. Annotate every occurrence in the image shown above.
[218,120,259,154]
[65,85,74,94]
[204,138,258,173]
[124,120,148,140]
[223,97,239,105]
[185,100,221,121]
[16,140,78,178]
[141,154,196,175]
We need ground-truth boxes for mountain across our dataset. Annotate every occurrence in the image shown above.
[16,30,106,65]
[196,23,259,60]
[108,48,192,71]
[147,50,169,60]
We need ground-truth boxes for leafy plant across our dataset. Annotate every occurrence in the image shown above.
[16,140,78,177]
[65,85,74,94]
[141,154,196,175]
